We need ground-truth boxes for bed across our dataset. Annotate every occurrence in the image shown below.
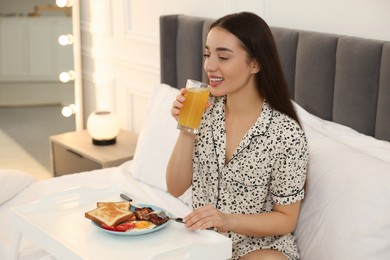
[1,14,390,259]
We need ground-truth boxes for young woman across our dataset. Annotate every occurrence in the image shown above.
[166,12,308,260]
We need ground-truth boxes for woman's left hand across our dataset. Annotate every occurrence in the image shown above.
[183,205,231,232]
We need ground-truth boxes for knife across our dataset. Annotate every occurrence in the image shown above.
[120,193,141,208]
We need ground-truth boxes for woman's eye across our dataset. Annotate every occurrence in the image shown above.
[203,53,228,61]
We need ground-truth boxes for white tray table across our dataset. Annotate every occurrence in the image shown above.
[11,187,232,260]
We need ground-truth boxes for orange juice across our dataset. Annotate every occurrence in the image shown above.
[178,87,210,132]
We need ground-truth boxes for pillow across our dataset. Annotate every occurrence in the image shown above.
[126,84,179,190]
[0,169,35,205]
[124,84,194,205]
[294,102,390,162]
[295,133,390,260]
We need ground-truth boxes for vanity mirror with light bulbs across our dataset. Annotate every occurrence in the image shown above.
[0,0,83,130]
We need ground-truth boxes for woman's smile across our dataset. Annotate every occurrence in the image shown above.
[209,76,224,88]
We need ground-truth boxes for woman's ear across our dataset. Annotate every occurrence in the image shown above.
[250,59,261,74]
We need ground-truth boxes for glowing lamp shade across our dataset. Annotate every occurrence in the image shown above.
[87,111,120,145]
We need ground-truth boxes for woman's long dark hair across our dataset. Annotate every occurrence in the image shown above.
[209,12,301,126]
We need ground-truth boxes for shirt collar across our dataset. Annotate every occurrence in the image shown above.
[210,96,273,165]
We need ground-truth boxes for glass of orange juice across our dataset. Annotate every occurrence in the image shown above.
[177,79,210,134]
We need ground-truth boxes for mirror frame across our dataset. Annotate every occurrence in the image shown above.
[71,0,83,130]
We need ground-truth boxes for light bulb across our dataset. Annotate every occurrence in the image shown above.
[59,70,75,83]
[62,106,73,117]
[58,34,74,46]
[61,104,77,117]
[56,0,73,7]
[56,0,67,7]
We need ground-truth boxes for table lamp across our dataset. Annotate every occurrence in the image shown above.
[87,111,120,145]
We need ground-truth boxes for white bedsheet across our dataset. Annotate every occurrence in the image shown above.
[0,161,192,260]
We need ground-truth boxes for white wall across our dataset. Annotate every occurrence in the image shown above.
[79,0,390,133]
[264,0,390,41]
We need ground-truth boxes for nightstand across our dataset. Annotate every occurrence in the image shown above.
[50,129,137,177]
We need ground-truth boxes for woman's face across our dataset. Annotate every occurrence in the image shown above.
[204,27,259,97]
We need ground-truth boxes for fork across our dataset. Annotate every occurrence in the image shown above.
[148,210,214,230]
[146,210,184,224]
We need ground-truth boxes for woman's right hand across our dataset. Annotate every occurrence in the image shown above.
[171,88,187,121]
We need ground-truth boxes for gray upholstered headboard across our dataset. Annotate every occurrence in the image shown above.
[160,14,390,142]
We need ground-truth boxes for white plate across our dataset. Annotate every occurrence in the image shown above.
[92,203,170,236]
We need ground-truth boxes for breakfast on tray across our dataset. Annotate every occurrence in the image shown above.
[85,200,169,233]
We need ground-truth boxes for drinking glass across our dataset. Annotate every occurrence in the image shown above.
[177,79,210,134]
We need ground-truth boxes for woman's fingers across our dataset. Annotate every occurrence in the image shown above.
[171,88,186,119]
[173,99,184,109]
[184,205,222,231]
[171,87,212,120]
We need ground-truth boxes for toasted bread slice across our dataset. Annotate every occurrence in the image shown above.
[97,201,131,211]
[85,202,134,227]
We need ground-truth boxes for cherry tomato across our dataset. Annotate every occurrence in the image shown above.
[115,221,136,232]
[101,223,116,231]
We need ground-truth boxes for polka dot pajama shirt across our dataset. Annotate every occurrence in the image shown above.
[191,96,309,259]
